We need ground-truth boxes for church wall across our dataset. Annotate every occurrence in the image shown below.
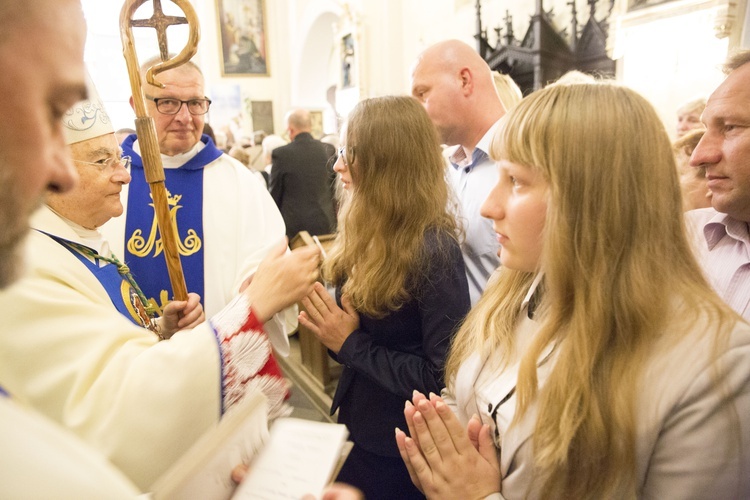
[83,0,307,140]
[82,0,748,143]
[286,1,342,135]
[350,0,745,139]
[193,0,294,139]
[612,0,731,139]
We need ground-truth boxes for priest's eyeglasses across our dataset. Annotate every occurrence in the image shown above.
[146,96,212,115]
[73,155,131,173]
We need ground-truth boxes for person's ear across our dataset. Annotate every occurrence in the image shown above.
[459,68,474,96]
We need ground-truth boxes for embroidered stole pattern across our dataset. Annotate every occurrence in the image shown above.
[121,134,222,313]
[41,232,155,331]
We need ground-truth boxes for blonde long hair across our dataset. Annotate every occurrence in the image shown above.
[322,96,458,317]
[446,82,738,498]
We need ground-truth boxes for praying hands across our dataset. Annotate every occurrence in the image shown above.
[395,391,501,499]
[298,282,359,354]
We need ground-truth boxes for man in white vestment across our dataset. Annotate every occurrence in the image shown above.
[0,0,141,496]
[0,81,321,491]
[103,57,299,414]
[103,58,295,323]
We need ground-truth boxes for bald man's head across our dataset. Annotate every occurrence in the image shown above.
[413,40,495,86]
[285,109,312,140]
[411,39,504,148]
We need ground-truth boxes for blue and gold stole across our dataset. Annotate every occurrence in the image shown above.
[121,134,223,313]
[40,232,156,331]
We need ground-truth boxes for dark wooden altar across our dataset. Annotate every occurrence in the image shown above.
[475,0,616,94]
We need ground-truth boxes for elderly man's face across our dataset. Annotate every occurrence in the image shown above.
[47,134,131,230]
[0,0,87,288]
[145,65,206,157]
[691,63,750,222]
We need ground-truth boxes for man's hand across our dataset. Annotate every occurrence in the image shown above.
[159,292,204,338]
[245,239,320,322]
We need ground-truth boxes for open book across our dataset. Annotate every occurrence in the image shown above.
[232,418,352,499]
[151,391,350,500]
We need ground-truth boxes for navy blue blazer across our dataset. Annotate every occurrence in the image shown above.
[330,229,471,457]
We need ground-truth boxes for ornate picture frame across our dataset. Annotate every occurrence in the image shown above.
[627,0,680,11]
[216,0,269,76]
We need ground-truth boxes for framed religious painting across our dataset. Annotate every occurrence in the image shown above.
[216,0,270,76]
[340,33,356,89]
[334,4,364,118]
[250,100,274,135]
[309,110,324,139]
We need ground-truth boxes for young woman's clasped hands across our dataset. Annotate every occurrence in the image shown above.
[296,97,471,499]
[396,391,500,500]
[298,282,359,354]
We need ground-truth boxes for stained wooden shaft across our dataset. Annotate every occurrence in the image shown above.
[119,0,201,302]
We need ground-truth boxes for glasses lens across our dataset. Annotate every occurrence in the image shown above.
[156,99,180,114]
[187,99,210,115]
[154,97,210,115]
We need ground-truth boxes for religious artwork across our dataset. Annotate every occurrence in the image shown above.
[334,5,363,118]
[309,110,324,139]
[216,0,269,76]
[341,34,355,89]
[250,101,275,135]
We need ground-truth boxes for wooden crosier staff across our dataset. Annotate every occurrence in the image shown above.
[119,0,201,302]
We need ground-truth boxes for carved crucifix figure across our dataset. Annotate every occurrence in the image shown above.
[130,0,188,61]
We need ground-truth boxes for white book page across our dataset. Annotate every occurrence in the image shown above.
[150,392,269,500]
[232,418,349,500]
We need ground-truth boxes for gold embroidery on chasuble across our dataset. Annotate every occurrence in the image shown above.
[126,189,202,258]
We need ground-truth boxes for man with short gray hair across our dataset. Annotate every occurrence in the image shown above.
[687,50,750,320]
